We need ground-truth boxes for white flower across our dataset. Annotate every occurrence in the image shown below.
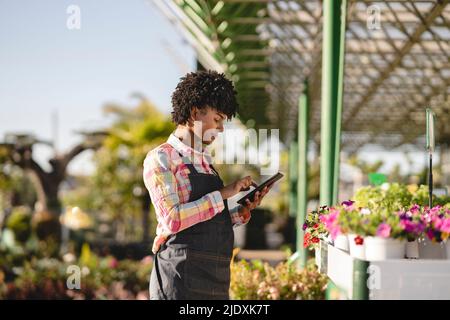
[63,253,76,263]
[82,266,90,276]
[381,183,390,191]
[269,287,280,300]
[360,208,371,215]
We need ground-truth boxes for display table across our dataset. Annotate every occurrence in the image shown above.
[317,241,450,300]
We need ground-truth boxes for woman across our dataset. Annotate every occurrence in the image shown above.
[143,70,273,300]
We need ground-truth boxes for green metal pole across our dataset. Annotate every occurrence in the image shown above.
[320,0,343,207]
[297,81,309,269]
[352,260,370,300]
[332,0,348,205]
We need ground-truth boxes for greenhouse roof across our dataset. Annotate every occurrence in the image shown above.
[154,0,450,152]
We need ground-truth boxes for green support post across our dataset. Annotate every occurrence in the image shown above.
[320,0,347,207]
[297,81,309,269]
[320,0,354,300]
[352,260,370,300]
[332,0,348,205]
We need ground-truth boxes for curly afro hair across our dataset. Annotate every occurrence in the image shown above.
[171,70,239,125]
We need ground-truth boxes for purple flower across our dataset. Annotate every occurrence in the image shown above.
[342,200,354,207]
[426,229,435,241]
[398,212,410,221]
[302,223,307,231]
[401,220,415,233]
[409,204,420,214]
[342,200,355,211]
[376,223,391,238]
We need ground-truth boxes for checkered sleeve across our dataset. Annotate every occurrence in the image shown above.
[143,149,225,234]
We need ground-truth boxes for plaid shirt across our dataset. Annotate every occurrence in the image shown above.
[143,133,249,254]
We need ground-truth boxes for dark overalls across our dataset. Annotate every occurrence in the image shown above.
[149,153,234,300]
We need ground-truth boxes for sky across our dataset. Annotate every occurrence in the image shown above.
[0,0,195,174]
[0,0,434,178]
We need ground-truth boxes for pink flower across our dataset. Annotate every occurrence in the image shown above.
[441,218,450,234]
[320,208,341,240]
[400,219,424,235]
[140,255,153,265]
[109,257,119,269]
[428,205,442,218]
[376,223,391,238]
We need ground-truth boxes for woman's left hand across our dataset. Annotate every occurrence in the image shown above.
[239,183,274,222]
[244,184,272,210]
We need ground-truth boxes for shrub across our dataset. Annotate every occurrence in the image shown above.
[230,250,327,300]
[5,206,32,243]
[0,245,153,300]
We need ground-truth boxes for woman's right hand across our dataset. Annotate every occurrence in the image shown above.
[219,176,257,200]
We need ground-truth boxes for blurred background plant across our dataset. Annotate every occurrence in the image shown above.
[0,96,174,299]
[61,95,174,245]
[0,243,153,300]
[230,249,327,300]
[353,183,450,213]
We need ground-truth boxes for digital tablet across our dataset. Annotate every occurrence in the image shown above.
[237,172,284,205]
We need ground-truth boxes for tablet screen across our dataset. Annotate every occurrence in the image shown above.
[237,172,284,205]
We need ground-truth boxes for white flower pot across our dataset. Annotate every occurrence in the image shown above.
[334,234,349,252]
[348,234,366,260]
[315,246,321,267]
[418,237,446,259]
[364,237,406,261]
[445,240,450,260]
[406,240,419,259]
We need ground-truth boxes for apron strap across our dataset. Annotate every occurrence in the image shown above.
[209,164,220,177]
[178,151,219,177]
[177,151,198,174]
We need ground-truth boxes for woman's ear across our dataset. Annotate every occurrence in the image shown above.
[187,107,198,127]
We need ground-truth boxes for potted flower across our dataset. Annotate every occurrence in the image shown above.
[362,211,407,261]
[321,201,358,252]
[304,204,350,253]
[303,206,330,251]
[338,206,409,261]
[421,205,450,259]
[337,204,369,260]
[397,204,426,259]
[303,206,331,268]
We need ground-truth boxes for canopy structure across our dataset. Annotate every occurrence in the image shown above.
[154,0,450,267]
[153,0,449,151]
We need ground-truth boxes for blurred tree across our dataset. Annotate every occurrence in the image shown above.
[347,154,384,177]
[0,133,105,217]
[388,163,405,184]
[0,161,37,211]
[63,95,175,243]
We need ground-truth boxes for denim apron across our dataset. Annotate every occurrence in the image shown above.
[149,153,234,300]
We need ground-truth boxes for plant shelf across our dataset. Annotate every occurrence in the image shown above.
[317,241,450,300]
